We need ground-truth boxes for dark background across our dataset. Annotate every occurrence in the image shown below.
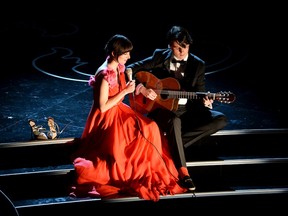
[0,2,286,143]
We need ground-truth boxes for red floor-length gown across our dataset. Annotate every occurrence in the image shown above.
[70,64,187,201]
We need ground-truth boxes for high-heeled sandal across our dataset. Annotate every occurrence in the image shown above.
[28,119,48,140]
[47,117,59,139]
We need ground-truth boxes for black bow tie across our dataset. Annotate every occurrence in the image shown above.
[171,58,186,64]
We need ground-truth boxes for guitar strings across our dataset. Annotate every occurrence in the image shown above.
[130,93,179,181]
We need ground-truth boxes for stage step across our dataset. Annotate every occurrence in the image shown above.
[13,188,288,215]
[0,157,287,201]
[0,128,287,215]
[185,128,288,161]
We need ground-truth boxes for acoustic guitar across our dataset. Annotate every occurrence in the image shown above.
[129,71,236,114]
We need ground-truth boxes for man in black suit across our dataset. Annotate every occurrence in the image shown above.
[126,25,228,191]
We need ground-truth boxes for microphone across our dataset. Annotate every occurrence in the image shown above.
[125,68,135,99]
[125,68,133,82]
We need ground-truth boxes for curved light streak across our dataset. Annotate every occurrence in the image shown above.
[32,47,91,82]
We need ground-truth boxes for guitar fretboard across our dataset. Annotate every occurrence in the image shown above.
[155,90,216,100]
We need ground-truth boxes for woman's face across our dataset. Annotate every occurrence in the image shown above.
[170,41,189,60]
[117,52,131,65]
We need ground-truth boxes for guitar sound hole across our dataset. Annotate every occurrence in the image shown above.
[160,94,168,99]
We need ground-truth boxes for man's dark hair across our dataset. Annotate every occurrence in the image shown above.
[166,26,193,47]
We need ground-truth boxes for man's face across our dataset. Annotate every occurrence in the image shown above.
[170,41,189,60]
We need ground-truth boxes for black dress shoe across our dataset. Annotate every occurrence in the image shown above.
[181,176,196,191]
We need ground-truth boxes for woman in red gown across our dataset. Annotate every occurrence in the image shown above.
[70,34,187,202]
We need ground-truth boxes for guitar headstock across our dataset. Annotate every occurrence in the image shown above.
[215,91,236,104]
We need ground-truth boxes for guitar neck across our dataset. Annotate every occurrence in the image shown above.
[155,90,216,100]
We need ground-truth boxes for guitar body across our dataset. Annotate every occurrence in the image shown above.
[129,71,180,114]
[129,71,235,114]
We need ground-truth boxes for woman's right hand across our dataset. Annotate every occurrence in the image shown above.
[126,80,136,94]
[141,87,157,101]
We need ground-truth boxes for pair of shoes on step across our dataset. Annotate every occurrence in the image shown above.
[28,117,59,140]
[181,176,196,191]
